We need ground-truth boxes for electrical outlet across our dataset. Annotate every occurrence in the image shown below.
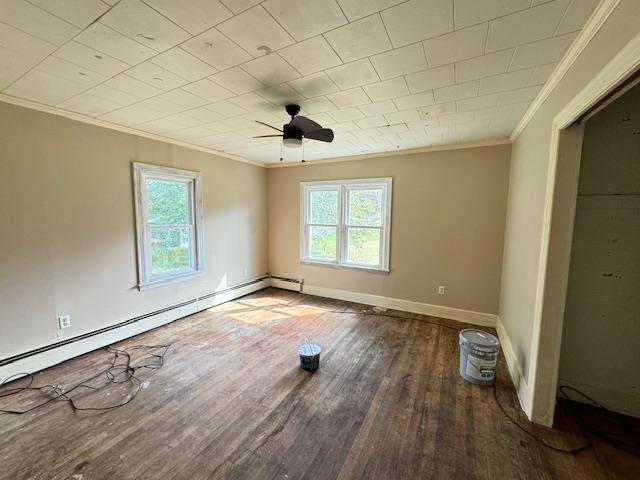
[438,286,446,295]
[57,315,71,329]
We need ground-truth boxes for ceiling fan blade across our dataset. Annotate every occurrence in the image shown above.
[304,128,334,143]
[253,134,283,138]
[290,115,322,134]
[255,120,283,132]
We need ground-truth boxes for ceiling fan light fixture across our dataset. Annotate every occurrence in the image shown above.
[283,137,302,148]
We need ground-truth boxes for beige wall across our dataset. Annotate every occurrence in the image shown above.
[499,0,640,386]
[559,84,640,417]
[268,145,511,315]
[0,102,268,358]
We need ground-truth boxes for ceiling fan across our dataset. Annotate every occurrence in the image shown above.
[253,104,334,148]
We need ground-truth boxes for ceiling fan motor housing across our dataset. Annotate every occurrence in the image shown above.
[282,123,303,147]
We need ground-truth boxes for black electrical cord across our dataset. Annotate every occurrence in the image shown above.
[0,344,171,415]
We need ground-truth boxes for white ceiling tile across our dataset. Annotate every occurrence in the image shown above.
[393,91,435,110]
[139,112,204,134]
[405,64,454,94]
[138,97,186,116]
[455,49,514,83]
[143,0,233,35]
[358,100,397,116]
[210,67,264,94]
[324,14,392,63]
[419,101,456,118]
[328,120,361,133]
[279,36,342,76]
[181,28,252,70]
[0,23,55,88]
[478,63,555,95]
[127,61,189,91]
[1,0,80,46]
[456,94,499,112]
[453,0,530,29]
[497,85,541,105]
[556,0,599,35]
[434,80,479,103]
[299,96,337,114]
[327,108,365,123]
[337,0,405,21]
[207,100,249,117]
[325,59,379,90]
[0,47,38,90]
[437,111,475,126]
[378,123,407,133]
[423,23,487,68]
[27,0,109,29]
[100,0,190,51]
[510,32,577,71]
[169,124,223,140]
[381,0,453,47]
[486,0,570,52]
[240,54,300,86]
[263,0,347,41]
[151,48,218,82]
[4,69,87,104]
[104,73,164,99]
[229,92,276,112]
[384,109,420,124]
[99,104,166,125]
[183,79,235,102]
[186,106,225,123]
[219,0,261,14]
[75,22,157,65]
[289,72,339,98]
[355,116,389,129]
[363,77,409,102]
[53,41,129,77]
[159,89,210,108]
[217,6,294,56]
[57,92,122,117]
[256,84,305,104]
[370,43,426,80]
[37,56,107,87]
[327,87,371,108]
[86,83,142,106]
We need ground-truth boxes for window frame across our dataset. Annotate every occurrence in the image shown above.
[133,162,205,290]
[300,177,392,272]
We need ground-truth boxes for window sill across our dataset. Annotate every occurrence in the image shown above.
[138,270,204,291]
[300,259,390,274]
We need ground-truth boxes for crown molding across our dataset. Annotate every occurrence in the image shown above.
[510,0,621,141]
[266,138,511,168]
[0,94,265,168]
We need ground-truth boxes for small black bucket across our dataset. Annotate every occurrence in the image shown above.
[298,343,321,372]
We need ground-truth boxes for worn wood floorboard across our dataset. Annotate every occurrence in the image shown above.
[0,287,637,479]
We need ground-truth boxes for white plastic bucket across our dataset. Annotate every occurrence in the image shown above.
[459,329,500,385]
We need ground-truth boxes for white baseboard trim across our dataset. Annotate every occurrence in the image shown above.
[496,315,532,420]
[0,277,270,382]
[301,284,497,327]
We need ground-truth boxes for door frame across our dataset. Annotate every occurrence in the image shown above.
[527,32,640,426]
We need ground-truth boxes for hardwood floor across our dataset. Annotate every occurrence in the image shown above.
[0,288,637,479]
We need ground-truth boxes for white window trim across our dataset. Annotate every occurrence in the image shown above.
[300,177,392,272]
[133,162,205,290]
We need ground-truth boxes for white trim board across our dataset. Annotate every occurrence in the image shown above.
[301,284,497,327]
[495,316,532,418]
[510,0,621,141]
[0,278,270,382]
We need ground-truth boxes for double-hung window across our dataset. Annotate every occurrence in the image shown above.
[133,163,204,289]
[300,178,392,271]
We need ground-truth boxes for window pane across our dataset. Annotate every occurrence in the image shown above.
[348,189,383,226]
[309,226,337,260]
[151,228,191,275]
[347,227,381,266]
[310,190,338,224]
[146,178,189,225]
